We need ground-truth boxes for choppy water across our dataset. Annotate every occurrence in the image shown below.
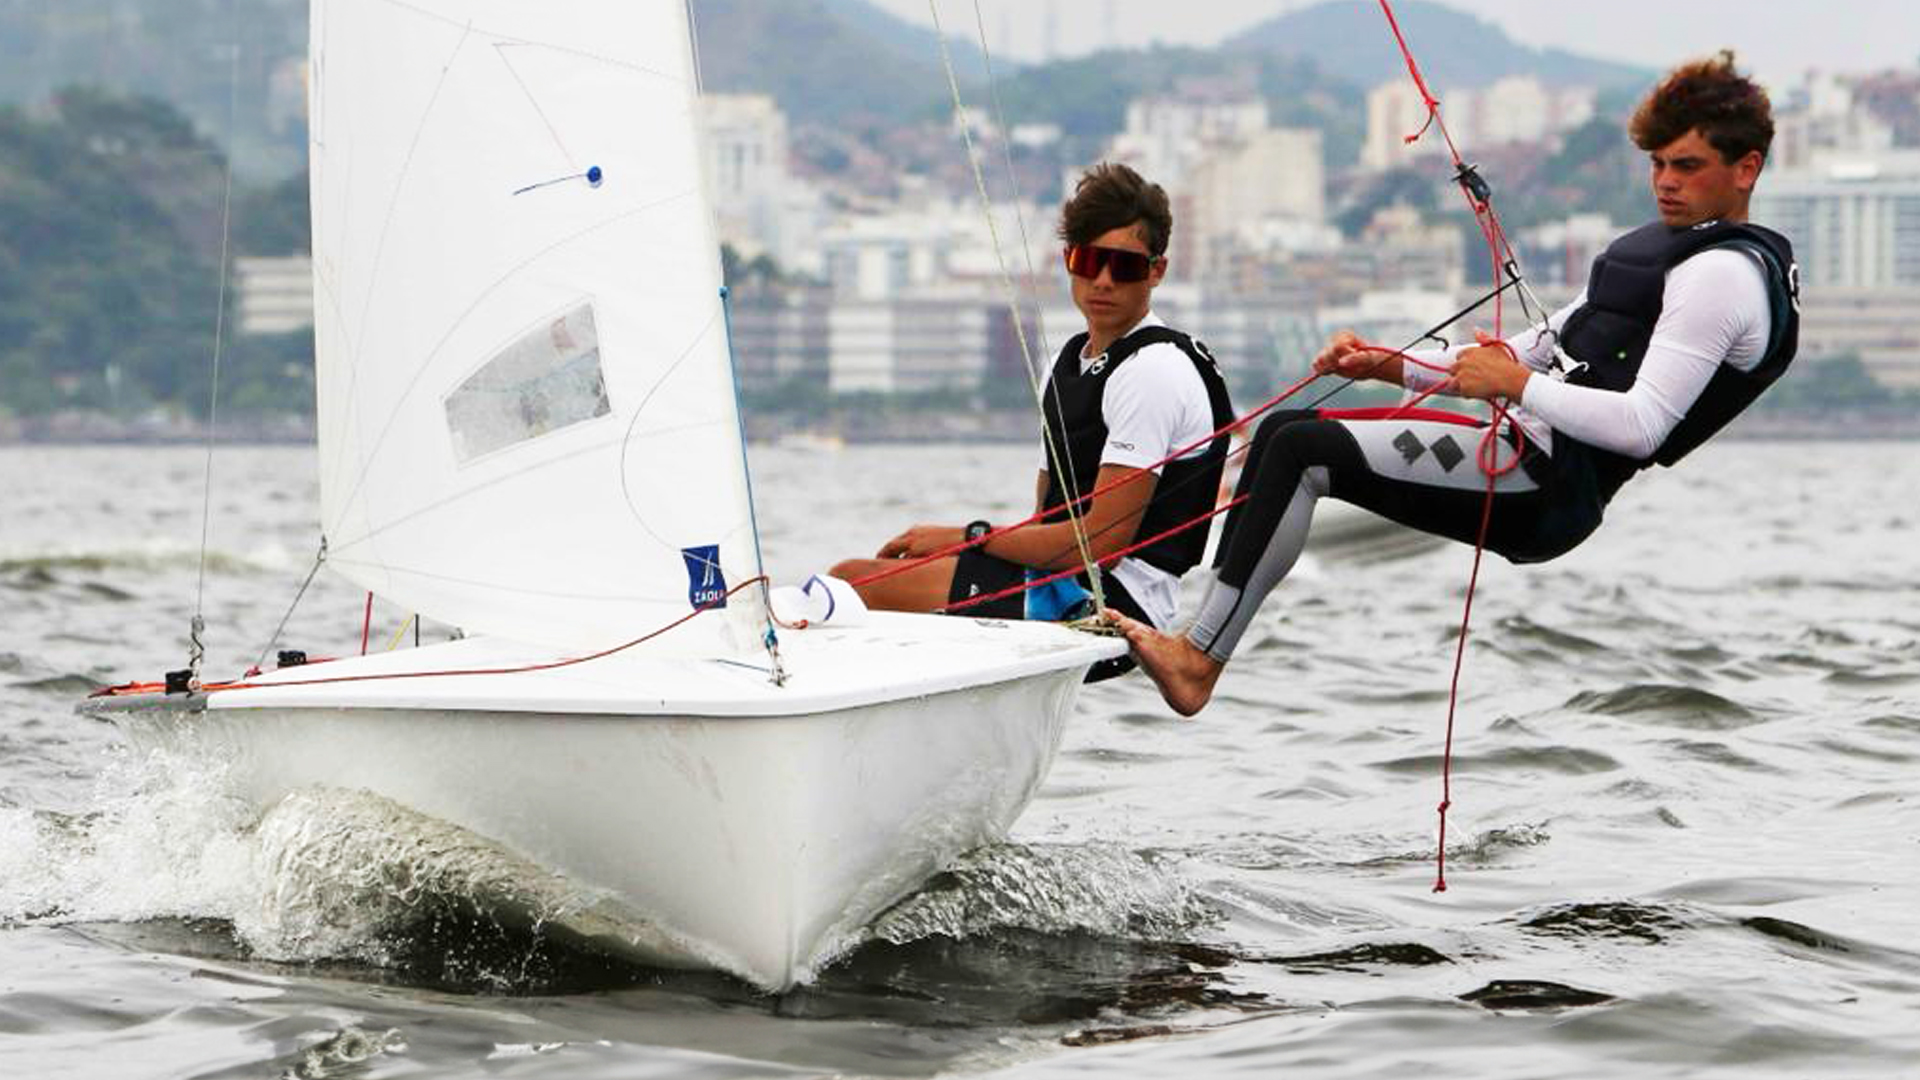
[3,439,1918,1079]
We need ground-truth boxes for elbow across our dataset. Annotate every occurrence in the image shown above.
[1591,426,1663,461]
[1627,411,1683,460]
[1618,430,1665,461]
[1088,525,1141,565]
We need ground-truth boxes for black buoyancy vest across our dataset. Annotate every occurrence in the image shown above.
[1039,325,1236,577]
[1556,218,1800,498]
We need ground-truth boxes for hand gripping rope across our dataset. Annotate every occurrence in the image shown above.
[1377,0,1539,891]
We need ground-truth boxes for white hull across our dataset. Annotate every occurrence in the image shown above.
[90,614,1123,989]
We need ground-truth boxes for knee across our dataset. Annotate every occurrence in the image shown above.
[829,558,869,581]
[1253,410,1328,460]
[1252,408,1318,447]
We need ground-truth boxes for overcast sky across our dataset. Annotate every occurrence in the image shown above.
[884,1,1920,87]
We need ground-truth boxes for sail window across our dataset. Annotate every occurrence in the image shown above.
[444,303,611,464]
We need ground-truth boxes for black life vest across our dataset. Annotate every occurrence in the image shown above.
[1039,325,1236,578]
[1554,218,1800,502]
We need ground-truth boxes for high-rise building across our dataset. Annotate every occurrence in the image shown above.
[1361,77,1595,172]
[1755,166,1920,288]
[698,94,823,275]
[1106,91,1325,278]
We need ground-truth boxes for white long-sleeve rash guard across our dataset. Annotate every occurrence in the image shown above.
[1403,247,1773,459]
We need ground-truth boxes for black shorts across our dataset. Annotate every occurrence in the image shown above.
[945,550,1150,683]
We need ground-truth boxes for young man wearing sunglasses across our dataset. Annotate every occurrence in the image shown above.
[832,163,1234,676]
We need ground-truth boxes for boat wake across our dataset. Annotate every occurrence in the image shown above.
[241,787,628,970]
[868,842,1217,946]
[2,753,1220,992]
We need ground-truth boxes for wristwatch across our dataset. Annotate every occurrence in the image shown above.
[964,519,993,543]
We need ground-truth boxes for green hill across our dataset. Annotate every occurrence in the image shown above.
[0,92,308,418]
[0,0,307,177]
[990,45,1366,165]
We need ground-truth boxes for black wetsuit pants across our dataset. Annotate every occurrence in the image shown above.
[1188,407,1585,662]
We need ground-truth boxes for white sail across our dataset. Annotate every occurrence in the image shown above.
[308,0,763,653]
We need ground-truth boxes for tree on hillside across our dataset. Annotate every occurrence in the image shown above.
[0,95,220,416]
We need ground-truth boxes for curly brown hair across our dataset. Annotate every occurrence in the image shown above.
[1057,162,1172,256]
[1630,50,1774,165]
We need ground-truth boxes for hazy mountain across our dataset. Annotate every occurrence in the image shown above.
[0,0,1657,168]
[0,0,307,176]
[991,46,1366,164]
[1227,0,1653,92]
[689,0,986,127]
[818,0,993,73]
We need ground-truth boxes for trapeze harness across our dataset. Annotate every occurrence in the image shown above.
[1186,220,1800,664]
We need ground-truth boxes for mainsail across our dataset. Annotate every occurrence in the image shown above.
[308,0,763,652]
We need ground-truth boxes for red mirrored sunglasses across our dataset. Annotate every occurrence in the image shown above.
[1063,243,1161,283]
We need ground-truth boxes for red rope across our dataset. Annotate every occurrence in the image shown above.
[1378,0,1447,153]
[359,591,374,656]
[941,495,1248,616]
[1376,0,1534,892]
[141,576,773,698]
[848,368,1329,592]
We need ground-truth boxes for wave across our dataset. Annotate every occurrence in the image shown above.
[867,843,1217,946]
[0,550,284,580]
[1,753,1222,994]
[1513,899,1693,944]
[1563,684,1766,729]
[0,672,105,696]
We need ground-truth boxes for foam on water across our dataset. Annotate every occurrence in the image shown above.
[0,750,257,928]
[0,744,1223,991]
[868,843,1217,946]
[239,786,625,969]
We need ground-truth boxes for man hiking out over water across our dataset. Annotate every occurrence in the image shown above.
[1115,51,1800,715]
[832,163,1234,679]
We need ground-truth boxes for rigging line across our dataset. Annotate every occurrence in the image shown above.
[385,613,418,652]
[944,495,1250,616]
[147,576,772,698]
[966,0,1120,611]
[683,0,706,97]
[1378,0,1539,893]
[927,0,1106,613]
[1005,286,1529,579]
[719,286,787,685]
[969,0,1053,368]
[190,33,242,684]
[849,275,1523,593]
[1378,0,1533,345]
[251,539,329,674]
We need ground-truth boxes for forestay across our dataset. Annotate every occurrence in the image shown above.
[307,0,762,654]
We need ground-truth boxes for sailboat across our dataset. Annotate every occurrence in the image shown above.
[81,0,1123,990]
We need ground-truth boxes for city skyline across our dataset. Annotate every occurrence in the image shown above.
[875,0,1920,87]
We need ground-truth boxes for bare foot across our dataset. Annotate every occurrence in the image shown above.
[1103,608,1223,717]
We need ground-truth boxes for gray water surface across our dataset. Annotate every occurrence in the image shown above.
[2,440,1917,1079]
